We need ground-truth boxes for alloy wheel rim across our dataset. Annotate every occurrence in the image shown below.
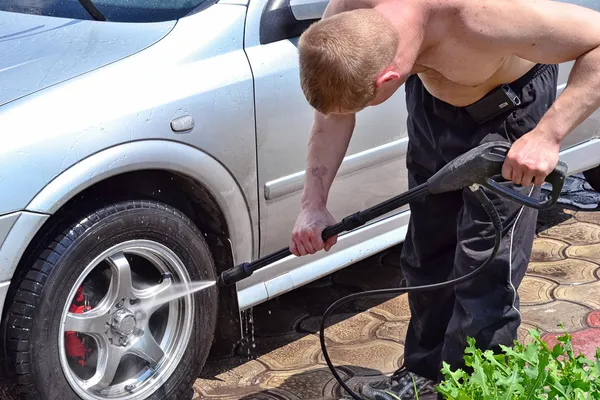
[58,240,195,400]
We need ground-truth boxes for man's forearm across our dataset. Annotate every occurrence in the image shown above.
[537,46,600,143]
[301,111,355,208]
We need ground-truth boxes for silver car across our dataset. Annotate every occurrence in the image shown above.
[0,0,599,399]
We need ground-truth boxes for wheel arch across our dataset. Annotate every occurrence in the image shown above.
[25,139,255,265]
[3,140,252,360]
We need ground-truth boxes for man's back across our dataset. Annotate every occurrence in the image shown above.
[328,0,596,107]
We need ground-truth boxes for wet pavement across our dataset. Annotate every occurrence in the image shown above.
[194,175,600,400]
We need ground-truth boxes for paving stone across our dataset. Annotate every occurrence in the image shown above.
[536,208,577,233]
[194,386,268,399]
[574,210,600,225]
[587,310,600,327]
[355,294,411,321]
[375,320,410,344]
[317,340,404,375]
[195,357,268,396]
[253,303,310,337]
[338,375,394,398]
[527,258,599,285]
[565,242,600,262]
[237,389,302,400]
[518,275,556,305]
[542,327,600,360]
[538,221,600,245]
[553,280,600,310]
[257,368,348,400]
[517,322,540,345]
[521,300,590,333]
[257,334,322,371]
[299,313,382,344]
[530,238,568,262]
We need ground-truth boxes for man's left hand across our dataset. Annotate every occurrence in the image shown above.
[502,129,560,187]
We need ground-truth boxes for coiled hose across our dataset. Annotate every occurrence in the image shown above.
[319,185,503,400]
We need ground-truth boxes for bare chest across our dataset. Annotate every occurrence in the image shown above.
[410,37,535,106]
[415,39,506,88]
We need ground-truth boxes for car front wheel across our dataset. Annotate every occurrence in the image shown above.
[2,200,218,400]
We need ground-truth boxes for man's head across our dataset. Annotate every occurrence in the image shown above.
[298,8,402,115]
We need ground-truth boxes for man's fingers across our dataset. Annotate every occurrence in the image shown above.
[324,235,337,251]
[289,239,299,257]
[511,167,524,186]
[521,170,535,188]
[296,241,308,256]
[303,235,317,254]
[308,230,325,253]
[502,160,513,182]
[534,174,545,187]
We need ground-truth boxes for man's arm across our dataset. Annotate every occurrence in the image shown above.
[289,0,374,256]
[466,0,600,186]
[500,0,600,141]
[302,111,355,208]
[290,111,355,256]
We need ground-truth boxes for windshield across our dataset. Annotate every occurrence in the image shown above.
[0,0,213,22]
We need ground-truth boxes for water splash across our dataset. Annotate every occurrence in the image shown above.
[142,280,216,312]
[238,308,256,360]
[249,308,256,350]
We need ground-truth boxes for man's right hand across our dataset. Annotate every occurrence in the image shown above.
[290,206,338,256]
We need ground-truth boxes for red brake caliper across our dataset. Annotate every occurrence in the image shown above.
[65,286,93,367]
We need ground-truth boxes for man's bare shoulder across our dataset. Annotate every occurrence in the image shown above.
[323,0,385,17]
[449,0,600,63]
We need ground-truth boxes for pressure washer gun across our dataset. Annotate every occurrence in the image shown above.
[218,141,568,288]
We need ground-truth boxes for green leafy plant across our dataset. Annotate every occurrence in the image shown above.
[436,328,600,399]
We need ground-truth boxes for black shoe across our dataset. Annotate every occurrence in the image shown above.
[360,367,436,400]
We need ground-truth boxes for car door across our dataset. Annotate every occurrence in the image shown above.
[244,0,410,256]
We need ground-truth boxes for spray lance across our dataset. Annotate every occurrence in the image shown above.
[217,141,568,400]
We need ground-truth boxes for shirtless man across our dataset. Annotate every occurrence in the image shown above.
[289,0,600,398]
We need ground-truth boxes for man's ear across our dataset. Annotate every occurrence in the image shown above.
[375,69,401,88]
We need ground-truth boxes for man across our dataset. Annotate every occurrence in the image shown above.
[289,0,600,399]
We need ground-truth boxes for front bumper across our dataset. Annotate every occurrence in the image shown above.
[0,211,49,318]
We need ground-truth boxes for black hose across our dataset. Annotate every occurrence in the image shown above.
[319,186,503,400]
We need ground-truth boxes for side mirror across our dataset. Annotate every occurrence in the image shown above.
[260,0,328,45]
[289,0,328,20]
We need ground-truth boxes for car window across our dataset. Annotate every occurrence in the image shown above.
[0,0,214,22]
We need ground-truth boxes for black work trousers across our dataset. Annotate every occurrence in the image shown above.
[400,63,559,385]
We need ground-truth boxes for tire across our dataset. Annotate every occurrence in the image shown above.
[1,200,218,400]
[583,166,600,192]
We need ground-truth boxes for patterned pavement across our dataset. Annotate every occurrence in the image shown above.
[194,186,600,399]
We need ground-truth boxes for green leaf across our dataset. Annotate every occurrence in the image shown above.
[499,364,521,400]
[383,391,402,400]
[524,350,550,400]
[469,352,490,396]
[548,382,570,399]
[437,330,600,400]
